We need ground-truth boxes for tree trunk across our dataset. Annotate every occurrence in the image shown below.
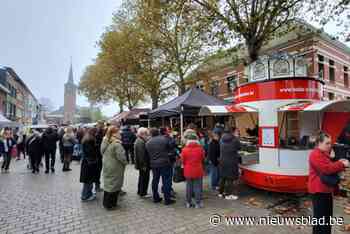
[118,101,124,113]
[246,38,262,63]
[151,93,159,110]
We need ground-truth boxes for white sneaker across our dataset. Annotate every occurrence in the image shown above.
[225,195,239,200]
[218,194,224,198]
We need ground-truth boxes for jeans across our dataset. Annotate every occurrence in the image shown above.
[1,153,11,170]
[152,166,172,202]
[208,164,219,190]
[81,183,93,200]
[186,178,203,205]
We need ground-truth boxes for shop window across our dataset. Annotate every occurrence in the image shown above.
[279,112,300,147]
[329,59,335,83]
[227,75,237,92]
[328,92,335,100]
[210,81,219,97]
[273,59,290,77]
[344,66,349,88]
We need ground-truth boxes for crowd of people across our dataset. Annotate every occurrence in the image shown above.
[0,121,243,210]
[2,121,350,234]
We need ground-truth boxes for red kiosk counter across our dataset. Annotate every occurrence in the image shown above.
[200,77,350,193]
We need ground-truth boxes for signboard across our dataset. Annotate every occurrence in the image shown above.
[259,127,279,148]
[234,79,322,103]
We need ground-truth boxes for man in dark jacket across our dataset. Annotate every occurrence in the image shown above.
[26,130,43,174]
[134,127,150,197]
[146,128,176,205]
[42,127,59,173]
[218,127,241,200]
[121,126,136,164]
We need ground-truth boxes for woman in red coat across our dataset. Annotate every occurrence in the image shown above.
[181,133,205,209]
[308,132,349,234]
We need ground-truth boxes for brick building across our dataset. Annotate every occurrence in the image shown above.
[0,66,40,124]
[188,22,350,102]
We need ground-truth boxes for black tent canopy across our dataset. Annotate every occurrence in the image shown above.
[148,88,225,119]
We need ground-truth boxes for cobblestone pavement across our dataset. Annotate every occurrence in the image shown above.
[0,158,348,234]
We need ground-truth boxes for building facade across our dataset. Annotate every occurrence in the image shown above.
[0,66,40,124]
[63,63,77,125]
[188,23,350,103]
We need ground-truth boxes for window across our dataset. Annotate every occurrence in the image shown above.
[295,58,307,76]
[318,55,324,63]
[253,62,266,80]
[329,59,335,83]
[227,75,237,92]
[210,81,219,97]
[196,82,204,91]
[328,92,335,100]
[318,61,324,79]
[344,66,349,88]
[273,59,290,77]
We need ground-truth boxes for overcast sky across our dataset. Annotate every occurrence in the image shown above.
[0,0,121,116]
[0,1,348,117]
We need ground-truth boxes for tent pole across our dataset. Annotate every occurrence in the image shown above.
[180,106,184,139]
[201,117,204,128]
[148,119,150,128]
[170,118,173,129]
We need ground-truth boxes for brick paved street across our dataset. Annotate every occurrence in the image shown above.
[0,158,348,234]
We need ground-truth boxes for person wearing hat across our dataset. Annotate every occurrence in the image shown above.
[180,132,205,208]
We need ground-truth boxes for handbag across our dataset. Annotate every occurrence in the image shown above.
[10,146,17,158]
[173,161,185,183]
[311,163,340,187]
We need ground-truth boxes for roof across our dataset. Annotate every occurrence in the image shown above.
[110,108,150,122]
[149,88,225,118]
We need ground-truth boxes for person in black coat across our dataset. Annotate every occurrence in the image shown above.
[26,131,43,174]
[42,127,59,173]
[95,122,105,192]
[218,127,241,200]
[80,128,99,201]
[134,127,150,197]
[146,128,176,205]
[121,126,136,164]
[208,132,220,191]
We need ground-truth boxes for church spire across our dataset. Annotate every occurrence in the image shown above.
[68,58,74,84]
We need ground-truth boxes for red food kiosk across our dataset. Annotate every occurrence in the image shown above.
[199,53,350,193]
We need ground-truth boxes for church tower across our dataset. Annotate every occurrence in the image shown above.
[63,61,77,124]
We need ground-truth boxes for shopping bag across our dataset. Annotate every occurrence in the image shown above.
[173,162,185,183]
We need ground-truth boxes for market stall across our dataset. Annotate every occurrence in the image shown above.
[148,88,225,136]
[0,114,21,128]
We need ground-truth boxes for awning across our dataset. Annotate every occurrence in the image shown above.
[199,104,257,116]
[279,100,350,112]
